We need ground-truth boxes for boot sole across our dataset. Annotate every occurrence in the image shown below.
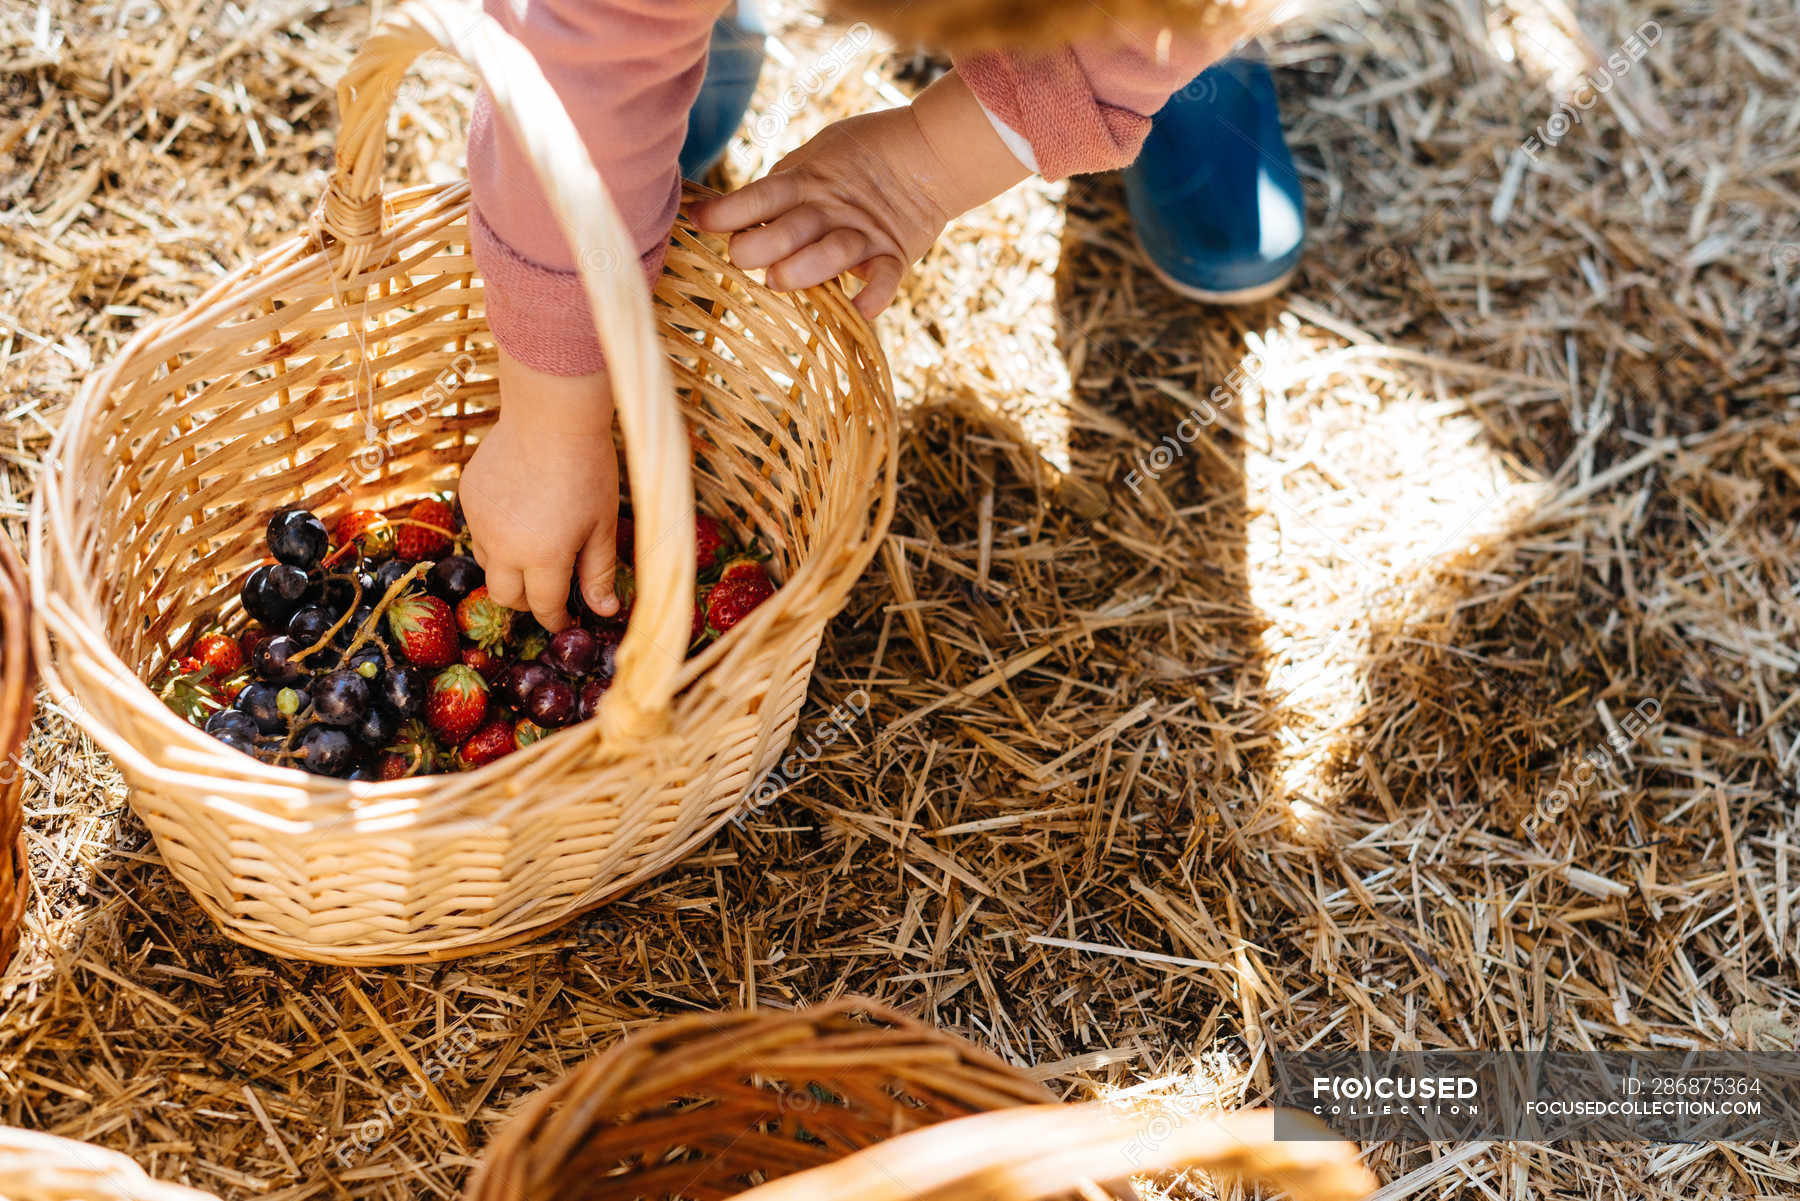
[1133,228,1298,306]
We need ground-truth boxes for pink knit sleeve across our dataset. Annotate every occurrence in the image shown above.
[468,0,727,375]
[953,33,1244,181]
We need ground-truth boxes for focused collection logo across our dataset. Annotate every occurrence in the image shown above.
[1308,1073,1481,1118]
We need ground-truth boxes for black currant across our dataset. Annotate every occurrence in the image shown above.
[313,669,370,727]
[234,681,288,734]
[295,726,356,777]
[287,605,335,649]
[267,508,329,570]
[356,703,398,748]
[427,554,484,602]
[381,665,428,716]
[253,634,308,684]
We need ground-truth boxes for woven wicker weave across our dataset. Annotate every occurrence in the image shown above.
[465,1000,1376,1201]
[0,1128,221,1201]
[28,0,895,964]
[0,533,33,970]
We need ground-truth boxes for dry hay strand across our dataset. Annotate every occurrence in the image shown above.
[0,0,1798,1198]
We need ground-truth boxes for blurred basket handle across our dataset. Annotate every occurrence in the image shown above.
[730,1103,1376,1201]
[322,0,693,744]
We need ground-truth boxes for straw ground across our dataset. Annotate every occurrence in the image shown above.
[0,0,1796,1198]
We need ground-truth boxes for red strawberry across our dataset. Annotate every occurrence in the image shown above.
[335,510,395,559]
[456,586,514,651]
[461,643,506,685]
[159,657,222,724]
[238,626,268,663]
[383,722,441,777]
[427,665,488,744]
[615,517,635,567]
[191,631,244,677]
[694,512,731,574]
[459,719,517,768]
[514,718,548,749]
[704,556,775,637]
[387,594,459,668]
[396,497,456,561]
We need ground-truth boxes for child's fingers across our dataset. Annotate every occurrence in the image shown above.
[727,205,830,270]
[691,175,804,233]
[576,526,619,619]
[850,256,905,318]
[485,564,526,612]
[766,227,871,292]
[521,565,573,634]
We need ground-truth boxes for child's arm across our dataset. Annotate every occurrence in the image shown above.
[463,0,725,629]
[692,29,1251,313]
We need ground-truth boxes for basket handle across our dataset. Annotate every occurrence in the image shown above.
[322,0,694,743]
[728,1103,1376,1201]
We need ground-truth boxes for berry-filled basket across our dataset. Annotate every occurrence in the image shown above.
[465,999,1377,1201]
[30,0,895,963]
[0,532,32,970]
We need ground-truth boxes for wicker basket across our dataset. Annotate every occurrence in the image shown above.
[466,1000,1376,1201]
[28,0,895,964]
[0,533,33,971]
[0,1128,221,1201]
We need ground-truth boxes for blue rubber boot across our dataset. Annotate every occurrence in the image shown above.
[1124,58,1305,304]
[680,2,767,179]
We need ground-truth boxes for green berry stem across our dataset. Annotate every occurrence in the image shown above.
[274,701,320,765]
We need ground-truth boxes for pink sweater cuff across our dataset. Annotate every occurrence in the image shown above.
[954,50,1154,181]
[470,194,669,377]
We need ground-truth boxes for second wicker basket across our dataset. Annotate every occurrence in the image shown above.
[0,532,31,970]
[465,1000,1377,1201]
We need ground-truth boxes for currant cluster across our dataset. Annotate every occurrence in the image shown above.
[158,499,777,780]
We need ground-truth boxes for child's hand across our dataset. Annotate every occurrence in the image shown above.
[692,71,1029,318]
[459,349,622,633]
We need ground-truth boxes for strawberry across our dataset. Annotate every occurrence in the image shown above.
[238,626,268,664]
[459,719,517,768]
[335,510,395,560]
[694,512,731,575]
[461,643,506,685]
[516,625,549,663]
[615,516,635,567]
[158,657,223,724]
[704,556,775,637]
[456,585,514,651]
[383,721,441,777]
[396,497,456,561]
[427,665,488,744]
[386,594,459,668]
[191,631,244,678]
[514,718,548,749]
